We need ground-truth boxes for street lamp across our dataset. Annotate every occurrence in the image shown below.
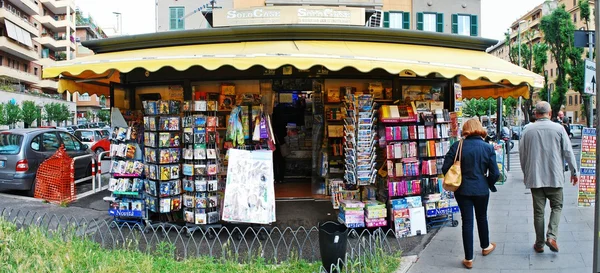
[112,12,122,35]
[518,20,527,67]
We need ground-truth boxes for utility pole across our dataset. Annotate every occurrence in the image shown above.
[593,3,600,272]
[589,29,594,127]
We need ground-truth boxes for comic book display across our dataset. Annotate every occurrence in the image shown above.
[142,101,183,214]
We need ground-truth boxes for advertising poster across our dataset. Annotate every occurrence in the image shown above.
[578,128,596,207]
[222,149,276,224]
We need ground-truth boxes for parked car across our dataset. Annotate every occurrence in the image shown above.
[570,124,583,138]
[0,129,94,196]
[57,127,74,134]
[74,129,107,148]
[91,138,110,157]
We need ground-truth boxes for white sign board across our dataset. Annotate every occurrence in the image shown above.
[585,59,596,95]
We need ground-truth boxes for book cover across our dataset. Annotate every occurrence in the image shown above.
[183,179,194,192]
[125,161,135,174]
[160,166,172,180]
[207,164,218,175]
[108,178,118,191]
[195,101,207,112]
[183,148,193,160]
[207,101,218,111]
[207,116,217,127]
[159,133,170,147]
[195,115,207,127]
[195,194,207,209]
[183,194,195,207]
[183,164,194,176]
[132,162,144,176]
[131,200,143,212]
[160,198,171,213]
[160,182,171,197]
[169,101,181,114]
[184,209,194,223]
[206,149,217,159]
[183,128,193,143]
[183,101,192,112]
[207,180,218,192]
[207,211,219,224]
[131,178,143,192]
[194,144,206,159]
[172,196,182,211]
[219,95,235,111]
[170,165,180,179]
[125,144,136,159]
[158,101,170,115]
[195,212,207,225]
[195,179,207,192]
[148,117,157,131]
[194,164,207,176]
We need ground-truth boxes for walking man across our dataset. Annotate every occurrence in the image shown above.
[519,101,578,253]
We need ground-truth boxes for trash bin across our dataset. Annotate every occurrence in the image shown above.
[319,221,349,273]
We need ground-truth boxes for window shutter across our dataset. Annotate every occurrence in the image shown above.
[416,12,423,30]
[451,14,458,34]
[470,14,478,36]
[402,12,410,29]
[436,13,444,33]
[383,11,390,28]
[178,8,185,29]
[169,8,177,30]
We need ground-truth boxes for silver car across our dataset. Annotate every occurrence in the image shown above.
[569,124,583,138]
[0,129,94,196]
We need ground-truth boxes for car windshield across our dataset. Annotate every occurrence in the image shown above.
[75,131,95,142]
[0,134,23,155]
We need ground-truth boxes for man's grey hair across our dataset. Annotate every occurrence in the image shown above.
[535,101,551,115]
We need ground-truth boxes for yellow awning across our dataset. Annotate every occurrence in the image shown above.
[44,40,543,98]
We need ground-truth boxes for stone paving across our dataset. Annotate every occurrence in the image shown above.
[408,149,595,273]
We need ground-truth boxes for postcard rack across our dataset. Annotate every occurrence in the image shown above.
[181,99,223,237]
[107,123,147,227]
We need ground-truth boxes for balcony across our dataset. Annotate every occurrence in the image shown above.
[0,37,38,61]
[6,0,39,15]
[34,34,76,51]
[76,16,108,39]
[36,79,58,90]
[39,0,75,14]
[265,0,383,8]
[33,14,74,32]
[0,5,40,36]
[76,93,103,108]
[0,66,40,84]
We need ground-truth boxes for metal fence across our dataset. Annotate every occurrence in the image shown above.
[0,208,404,272]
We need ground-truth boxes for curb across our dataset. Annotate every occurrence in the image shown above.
[0,193,43,203]
[395,255,418,273]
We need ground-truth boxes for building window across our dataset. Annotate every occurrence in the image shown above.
[0,56,3,66]
[417,12,443,33]
[384,11,410,29]
[575,111,578,122]
[34,67,38,76]
[569,96,573,105]
[575,94,578,105]
[452,14,478,36]
[169,7,185,30]
[574,13,577,23]
[551,69,553,77]
[23,64,28,73]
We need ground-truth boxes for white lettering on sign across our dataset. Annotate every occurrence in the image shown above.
[297,8,351,18]
[226,9,281,19]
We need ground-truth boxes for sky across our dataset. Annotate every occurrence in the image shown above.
[75,0,545,41]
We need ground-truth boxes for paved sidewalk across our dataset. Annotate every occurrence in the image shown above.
[408,153,594,273]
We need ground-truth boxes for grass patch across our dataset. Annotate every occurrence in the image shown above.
[0,219,401,273]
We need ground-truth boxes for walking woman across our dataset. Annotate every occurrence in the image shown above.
[442,119,500,269]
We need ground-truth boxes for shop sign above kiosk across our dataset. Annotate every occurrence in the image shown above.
[212,6,365,27]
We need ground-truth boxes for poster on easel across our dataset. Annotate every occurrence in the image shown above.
[222,149,276,224]
[578,128,596,207]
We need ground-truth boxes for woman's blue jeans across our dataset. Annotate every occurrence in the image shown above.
[455,193,491,260]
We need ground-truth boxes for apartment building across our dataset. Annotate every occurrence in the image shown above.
[74,9,107,58]
[155,0,481,36]
[0,0,76,94]
[488,0,594,124]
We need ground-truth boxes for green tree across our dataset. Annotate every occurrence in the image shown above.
[540,5,578,117]
[0,102,22,129]
[0,104,6,126]
[97,109,110,123]
[43,103,59,124]
[463,98,497,117]
[21,101,40,128]
[57,104,72,125]
[576,0,593,126]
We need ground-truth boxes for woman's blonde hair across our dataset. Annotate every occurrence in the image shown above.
[462,119,487,138]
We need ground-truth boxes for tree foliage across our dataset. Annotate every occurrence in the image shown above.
[540,5,577,117]
[463,98,497,117]
[0,102,23,128]
[577,0,593,126]
[21,101,40,128]
[44,103,72,125]
[97,110,110,123]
